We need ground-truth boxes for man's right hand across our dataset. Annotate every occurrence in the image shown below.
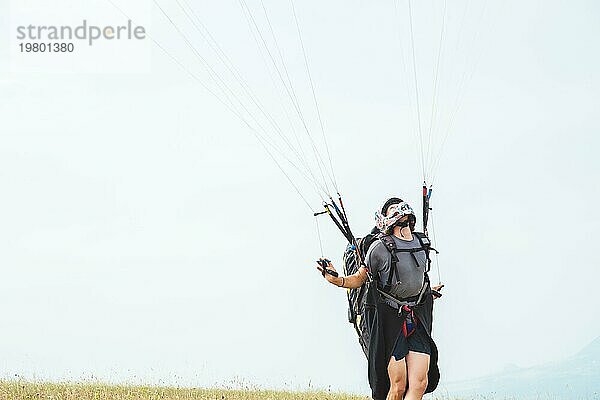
[316,259,340,285]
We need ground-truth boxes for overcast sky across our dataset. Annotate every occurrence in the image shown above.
[1,0,599,396]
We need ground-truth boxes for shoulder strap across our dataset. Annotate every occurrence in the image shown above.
[412,231,432,272]
[377,235,398,288]
[378,234,396,253]
[412,231,431,247]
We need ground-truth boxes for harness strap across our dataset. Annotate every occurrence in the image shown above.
[379,235,398,288]
[402,305,418,337]
[392,248,425,253]
[413,233,432,273]
[376,276,429,309]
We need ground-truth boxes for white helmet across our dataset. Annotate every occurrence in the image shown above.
[375,199,416,233]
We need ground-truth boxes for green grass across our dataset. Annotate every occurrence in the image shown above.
[0,381,370,400]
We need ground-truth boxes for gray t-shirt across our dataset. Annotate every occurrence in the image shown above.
[365,235,427,302]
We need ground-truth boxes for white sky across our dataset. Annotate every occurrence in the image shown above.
[1,0,599,396]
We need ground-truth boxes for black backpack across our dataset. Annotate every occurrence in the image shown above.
[342,232,379,356]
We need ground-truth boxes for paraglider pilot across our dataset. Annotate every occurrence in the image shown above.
[317,198,443,400]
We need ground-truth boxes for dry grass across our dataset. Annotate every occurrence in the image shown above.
[0,381,370,400]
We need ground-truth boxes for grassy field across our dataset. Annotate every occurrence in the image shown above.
[0,381,371,400]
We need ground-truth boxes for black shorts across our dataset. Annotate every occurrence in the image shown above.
[381,303,432,361]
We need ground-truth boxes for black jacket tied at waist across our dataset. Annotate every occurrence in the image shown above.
[366,284,440,400]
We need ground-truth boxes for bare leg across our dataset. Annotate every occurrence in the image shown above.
[404,351,430,400]
[386,356,407,400]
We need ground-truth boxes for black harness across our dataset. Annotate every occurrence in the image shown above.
[375,232,434,310]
